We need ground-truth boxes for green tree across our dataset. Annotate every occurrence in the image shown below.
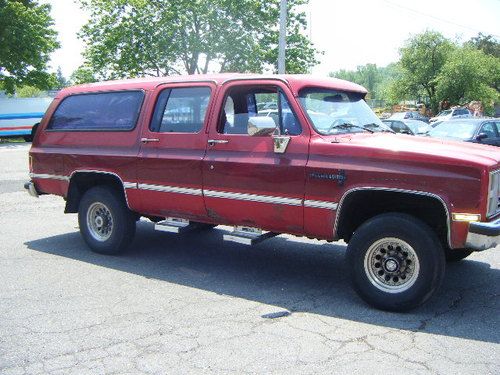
[54,66,67,89]
[16,85,44,97]
[330,63,397,100]
[77,0,319,79]
[0,0,60,94]
[391,31,454,113]
[69,65,97,85]
[436,47,500,115]
[466,33,500,59]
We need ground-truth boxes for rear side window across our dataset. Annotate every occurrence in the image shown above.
[48,91,144,131]
[150,87,211,133]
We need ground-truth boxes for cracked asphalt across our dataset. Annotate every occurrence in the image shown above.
[0,142,499,374]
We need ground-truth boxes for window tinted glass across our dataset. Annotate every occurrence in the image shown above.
[151,87,211,133]
[48,91,144,131]
[480,122,498,138]
[221,87,301,135]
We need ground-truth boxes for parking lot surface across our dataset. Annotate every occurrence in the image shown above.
[0,143,499,374]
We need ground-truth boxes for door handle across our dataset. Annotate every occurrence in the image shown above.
[141,138,160,143]
[208,139,229,145]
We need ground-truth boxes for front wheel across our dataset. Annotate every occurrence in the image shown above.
[346,213,445,311]
[78,186,136,255]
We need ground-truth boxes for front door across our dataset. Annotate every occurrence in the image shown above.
[136,82,215,220]
[203,80,310,234]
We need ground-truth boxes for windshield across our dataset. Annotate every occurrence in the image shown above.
[428,121,477,140]
[436,110,452,117]
[406,121,431,134]
[298,88,389,135]
[389,112,406,120]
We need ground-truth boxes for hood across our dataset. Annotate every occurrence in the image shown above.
[323,133,500,169]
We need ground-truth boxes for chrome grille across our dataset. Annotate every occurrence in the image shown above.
[487,169,500,218]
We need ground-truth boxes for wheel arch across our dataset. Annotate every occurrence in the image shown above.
[334,187,451,248]
[65,170,132,213]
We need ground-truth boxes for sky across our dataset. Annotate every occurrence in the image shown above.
[44,0,500,78]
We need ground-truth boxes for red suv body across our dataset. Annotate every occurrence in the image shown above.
[25,74,500,311]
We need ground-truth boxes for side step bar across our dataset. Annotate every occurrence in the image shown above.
[154,217,190,233]
[154,220,277,246]
[223,226,277,245]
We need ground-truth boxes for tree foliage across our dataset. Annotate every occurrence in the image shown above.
[466,33,500,59]
[15,84,44,97]
[388,31,499,114]
[54,66,67,89]
[69,65,97,85]
[392,31,454,113]
[77,0,320,79]
[329,63,400,101]
[0,0,59,93]
[436,47,500,114]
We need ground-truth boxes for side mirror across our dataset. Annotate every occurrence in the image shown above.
[476,133,488,141]
[247,117,277,136]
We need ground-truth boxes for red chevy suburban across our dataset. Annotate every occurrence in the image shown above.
[24,74,500,311]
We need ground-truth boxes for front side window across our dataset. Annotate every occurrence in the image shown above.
[298,88,389,135]
[480,122,498,138]
[48,91,144,131]
[150,87,211,133]
[391,121,412,134]
[220,86,301,136]
[428,121,477,140]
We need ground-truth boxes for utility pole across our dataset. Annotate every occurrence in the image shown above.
[278,0,287,74]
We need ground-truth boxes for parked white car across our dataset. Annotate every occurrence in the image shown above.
[429,107,471,124]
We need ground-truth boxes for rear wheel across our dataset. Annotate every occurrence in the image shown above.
[445,248,473,262]
[346,213,445,311]
[78,186,136,255]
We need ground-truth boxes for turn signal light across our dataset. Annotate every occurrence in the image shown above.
[452,213,481,222]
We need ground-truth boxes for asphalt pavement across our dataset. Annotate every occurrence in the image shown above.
[0,142,499,374]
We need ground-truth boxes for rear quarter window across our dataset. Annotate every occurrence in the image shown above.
[47,91,144,131]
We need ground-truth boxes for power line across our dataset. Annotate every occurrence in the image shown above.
[379,0,500,38]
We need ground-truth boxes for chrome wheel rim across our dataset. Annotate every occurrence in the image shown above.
[87,202,113,241]
[363,237,420,293]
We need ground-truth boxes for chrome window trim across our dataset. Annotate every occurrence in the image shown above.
[333,187,451,247]
[204,189,302,206]
[138,183,202,196]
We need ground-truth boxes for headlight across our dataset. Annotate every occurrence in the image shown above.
[487,170,500,218]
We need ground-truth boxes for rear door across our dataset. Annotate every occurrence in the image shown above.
[202,80,310,234]
[135,82,215,220]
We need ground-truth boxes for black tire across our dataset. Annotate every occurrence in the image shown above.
[346,213,445,312]
[445,248,473,262]
[78,186,136,255]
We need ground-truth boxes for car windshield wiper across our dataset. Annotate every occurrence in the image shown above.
[364,123,395,133]
[328,123,374,134]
